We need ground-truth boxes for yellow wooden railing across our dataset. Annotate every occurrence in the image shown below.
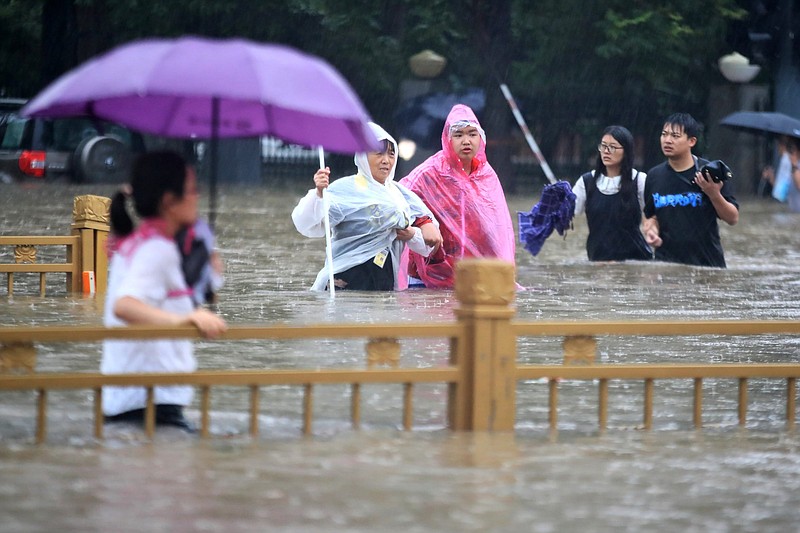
[1,259,799,443]
[512,321,800,432]
[0,323,462,442]
[0,194,110,296]
[0,235,81,296]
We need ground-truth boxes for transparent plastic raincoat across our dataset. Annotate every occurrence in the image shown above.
[292,123,437,291]
[399,104,515,288]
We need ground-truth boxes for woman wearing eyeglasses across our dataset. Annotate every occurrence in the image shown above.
[572,125,652,261]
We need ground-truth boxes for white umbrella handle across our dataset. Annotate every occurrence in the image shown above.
[318,146,335,298]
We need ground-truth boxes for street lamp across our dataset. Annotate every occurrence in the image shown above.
[408,50,447,79]
[715,52,767,195]
[397,138,417,161]
[718,52,761,83]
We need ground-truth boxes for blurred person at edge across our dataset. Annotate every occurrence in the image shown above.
[398,104,516,288]
[785,136,800,212]
[760,135,792,201]
[292,122,442,291]
[175,217,225,307]
[102,151,227,432]
[642,113,739,268]
[572,125,652,261]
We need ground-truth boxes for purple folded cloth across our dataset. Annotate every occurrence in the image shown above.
[517,181,576,256]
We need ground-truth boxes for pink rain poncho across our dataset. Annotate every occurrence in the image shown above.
[399,104,515,288]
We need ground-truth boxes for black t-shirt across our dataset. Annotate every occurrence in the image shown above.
[643,159,738,268]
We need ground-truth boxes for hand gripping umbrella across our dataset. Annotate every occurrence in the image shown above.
[22,35,378,229]
[318,147,335,298]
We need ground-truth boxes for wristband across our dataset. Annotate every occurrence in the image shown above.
[412,216,433,228]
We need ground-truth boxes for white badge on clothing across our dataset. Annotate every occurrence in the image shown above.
[373,249,388,268]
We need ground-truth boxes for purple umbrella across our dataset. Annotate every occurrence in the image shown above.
[22,35,377,226]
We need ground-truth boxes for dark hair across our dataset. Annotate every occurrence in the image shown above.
[663,113,703,140]
[594,125,638,214]
[374,139,395,156]
[109,151,188,237]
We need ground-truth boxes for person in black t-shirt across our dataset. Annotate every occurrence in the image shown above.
[642,113,739,268]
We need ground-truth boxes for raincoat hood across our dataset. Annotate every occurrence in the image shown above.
[354,122,399,183]
[441,104,487,173]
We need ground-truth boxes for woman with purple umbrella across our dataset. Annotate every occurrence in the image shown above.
[102,151,227,431]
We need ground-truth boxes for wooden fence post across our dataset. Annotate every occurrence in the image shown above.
[71,195,111,295]
[451,259,517,431]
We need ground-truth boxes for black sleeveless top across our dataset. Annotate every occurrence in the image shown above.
[583,172,652,262]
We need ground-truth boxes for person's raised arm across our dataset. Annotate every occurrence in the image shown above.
[291,168,331,238]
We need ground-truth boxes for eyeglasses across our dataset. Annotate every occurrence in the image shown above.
[597,143,623,154]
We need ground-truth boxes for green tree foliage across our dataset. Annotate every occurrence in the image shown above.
[1,0,750,177]
[511,0,747,167]
[0,1,42,96]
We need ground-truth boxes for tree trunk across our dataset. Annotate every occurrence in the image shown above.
[76,0,113,63]
[41,0,78,86]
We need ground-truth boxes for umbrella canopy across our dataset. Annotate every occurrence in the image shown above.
[719,111,800,138]
[22,36,377,226]
[23,36,376,150]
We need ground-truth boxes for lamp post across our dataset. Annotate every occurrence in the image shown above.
[397,50,448,169]
[408,50,447,79]
[710,52,768,194]
[718,52,761,84]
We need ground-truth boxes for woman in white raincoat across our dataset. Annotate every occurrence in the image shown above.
[292,122,442,291]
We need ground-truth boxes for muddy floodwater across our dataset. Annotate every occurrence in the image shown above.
[1,182,800,532]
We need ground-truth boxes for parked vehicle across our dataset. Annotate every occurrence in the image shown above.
[0,98,146,183]
[0,97,26,123]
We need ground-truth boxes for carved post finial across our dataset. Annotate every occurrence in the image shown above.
[454,259,516,307]
[71,195,111,295]
[72,195,111,227]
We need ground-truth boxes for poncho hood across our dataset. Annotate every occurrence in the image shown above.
[354,122,399,183]
[441,104,487,175]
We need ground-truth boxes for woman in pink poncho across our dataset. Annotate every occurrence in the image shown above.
[399,104,516,288]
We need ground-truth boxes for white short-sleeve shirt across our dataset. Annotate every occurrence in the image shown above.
[573,169,647,216]
[101,235,196,416]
